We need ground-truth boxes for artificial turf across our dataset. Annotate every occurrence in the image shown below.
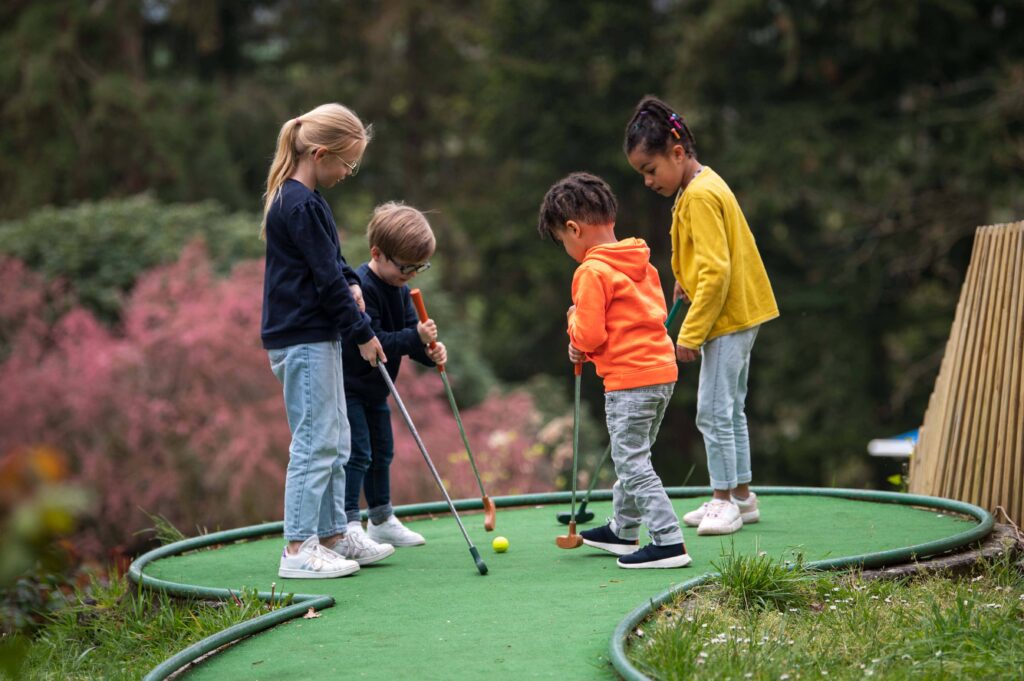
[145,495,976,680]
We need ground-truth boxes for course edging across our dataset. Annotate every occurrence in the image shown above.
[127,487,991,680]
[608,487,994,681]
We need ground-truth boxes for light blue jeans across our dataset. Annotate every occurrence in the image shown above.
[606,383,684,546]
[269,341,350,541]
[696,326,760,490]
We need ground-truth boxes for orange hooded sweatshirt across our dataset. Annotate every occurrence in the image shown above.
[567,238,678,392]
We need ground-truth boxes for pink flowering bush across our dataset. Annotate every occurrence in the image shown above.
[0,244,568,557]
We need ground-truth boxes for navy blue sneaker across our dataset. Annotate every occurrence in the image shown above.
[617,543,692,569]
[580,523,639,556]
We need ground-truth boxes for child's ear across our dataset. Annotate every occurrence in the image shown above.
[565,220,582,238]
[671,144,688,163]
[369,245,383,261]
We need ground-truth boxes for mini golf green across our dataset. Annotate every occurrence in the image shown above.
[132,489,990,680]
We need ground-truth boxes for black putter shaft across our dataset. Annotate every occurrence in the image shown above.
[556,297,685,524]
[556,444,609,524]
[376,362,488,575]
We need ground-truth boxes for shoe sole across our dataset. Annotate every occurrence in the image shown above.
[686,510,759,527]
[370,536,425,547]
[278,563,360,579]
[352,544,396,566]
[617,554,693,569]
[696,517,743,535]
[582,538,639,556]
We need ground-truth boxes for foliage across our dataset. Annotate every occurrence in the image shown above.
[0,195,263,323]
[0,246,570,558]
[632,554,1024,681]
[711,546,810,612]
[0,445,90,678]
[2,0,1024,491]
[8,574,269,681]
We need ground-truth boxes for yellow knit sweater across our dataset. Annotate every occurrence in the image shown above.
[671,167,779,349]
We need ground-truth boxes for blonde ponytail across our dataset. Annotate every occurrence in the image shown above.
[260,103,372,239]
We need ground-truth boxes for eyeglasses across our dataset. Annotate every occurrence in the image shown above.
[385,253,431,275]
[334,154,359,175]
[313,148,360,175]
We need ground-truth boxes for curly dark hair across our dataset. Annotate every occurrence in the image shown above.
[537,172,618,242]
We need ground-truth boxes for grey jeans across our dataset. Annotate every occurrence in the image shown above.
[605,383,684,546]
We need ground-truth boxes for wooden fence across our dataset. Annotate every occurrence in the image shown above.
[909,221,1023,527]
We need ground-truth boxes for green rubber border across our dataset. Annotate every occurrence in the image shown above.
[609,487,994,681]
[127,487,992,681]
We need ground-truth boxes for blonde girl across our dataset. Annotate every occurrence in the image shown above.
[261,103,391,579]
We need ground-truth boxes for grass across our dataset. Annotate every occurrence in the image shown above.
[4,570,282,681]
[630,549,1024,681]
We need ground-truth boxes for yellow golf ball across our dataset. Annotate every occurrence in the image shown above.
[492,536,509,553]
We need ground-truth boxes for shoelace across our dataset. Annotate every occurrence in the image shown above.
[345,529,374,550]
[305,542,342,569]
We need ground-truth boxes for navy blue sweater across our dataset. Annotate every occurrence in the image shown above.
[261,179,373,349]
[343,263,434,401]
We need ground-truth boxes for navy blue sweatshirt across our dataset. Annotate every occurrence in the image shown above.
[343,263,434,401]
[261,179,373,349]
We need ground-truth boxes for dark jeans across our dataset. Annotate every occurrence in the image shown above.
[344,396,395,525]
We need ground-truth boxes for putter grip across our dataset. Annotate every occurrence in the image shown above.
[410,288,444,373]
[574,362,582,376]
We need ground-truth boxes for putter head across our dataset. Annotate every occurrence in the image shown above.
[556,510,595,525]
[482,496,497,532]
[469,546,488,575]
[556,501,594,525]
[555,520,584,549]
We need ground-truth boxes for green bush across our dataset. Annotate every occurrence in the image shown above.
[0,195,263,323]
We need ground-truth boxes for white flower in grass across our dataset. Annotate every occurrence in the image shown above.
[745,674,754,679]
[984,603,1002,608]
[935,651,942,657]
[780,674,791,680]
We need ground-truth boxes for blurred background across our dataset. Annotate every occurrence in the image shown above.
[1,0,1023,574]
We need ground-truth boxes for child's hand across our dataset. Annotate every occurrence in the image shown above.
[566,304,576,319]
[350,284,366,312]
[359,336,388,367]
[673,282,690,305]
[568,343,585,363]
[427,341,447,366]
[675,343,699,363]
[417,319,438,344]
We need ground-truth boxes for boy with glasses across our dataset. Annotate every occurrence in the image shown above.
[340,202,445,551]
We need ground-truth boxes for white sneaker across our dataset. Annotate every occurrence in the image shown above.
[697,499,743,535]
[278,535,360,579]
[367,515,426,546]
[683,492,760,527]
[329,523,395,566]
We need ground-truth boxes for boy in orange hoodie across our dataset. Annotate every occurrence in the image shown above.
[538,172,691,569]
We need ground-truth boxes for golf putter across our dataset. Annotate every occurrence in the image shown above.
[377,362,488,575]
[555,297,685,525]
[410,289,497,532]
[556,362,584,549]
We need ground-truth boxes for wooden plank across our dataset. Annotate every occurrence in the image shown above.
[946,228,993,499]
[989,226,1020,515]
[925,227,987,497]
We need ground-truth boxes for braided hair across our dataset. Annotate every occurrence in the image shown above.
[537,172,618,242]
[623,95,697,159]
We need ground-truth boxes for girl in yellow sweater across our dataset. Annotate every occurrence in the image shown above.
[624,95,779,536]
